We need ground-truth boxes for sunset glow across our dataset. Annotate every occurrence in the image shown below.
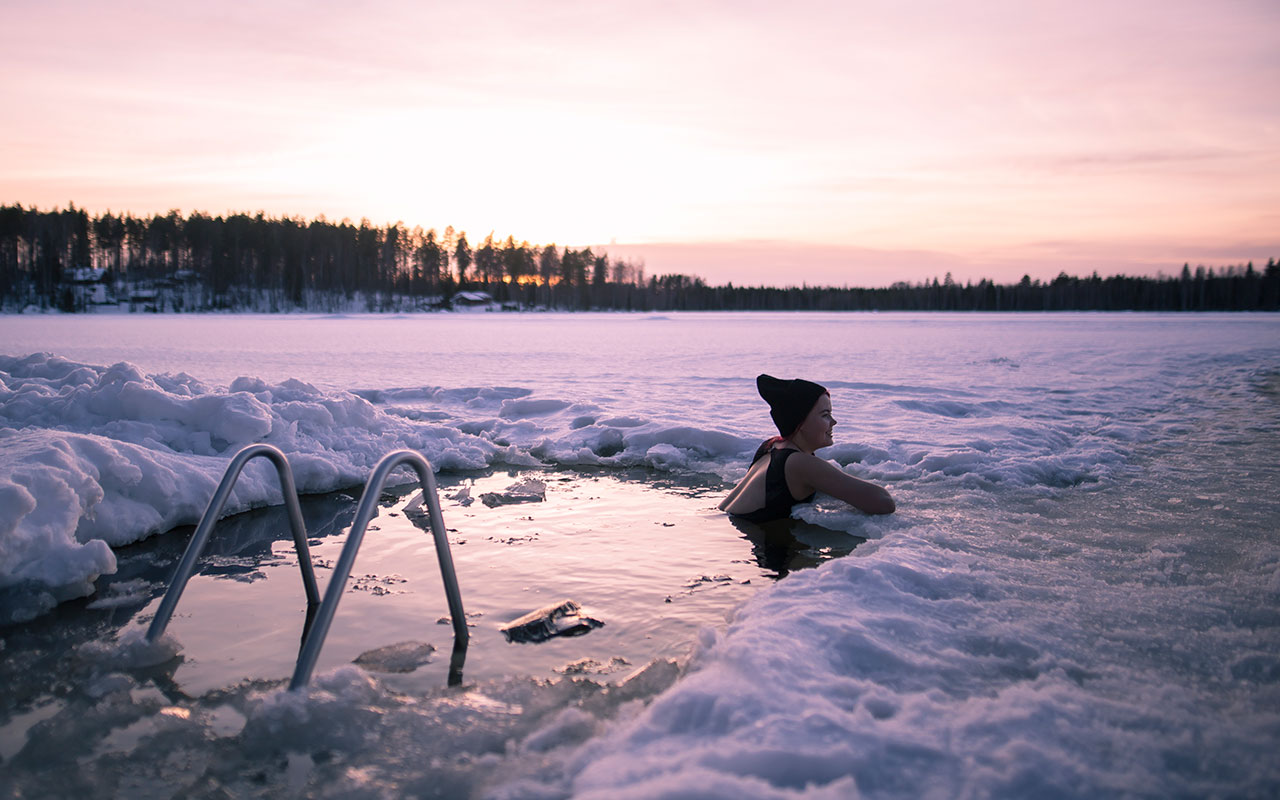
[2,0,1277,285]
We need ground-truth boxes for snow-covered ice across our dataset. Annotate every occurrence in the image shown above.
[1,311,1278,798]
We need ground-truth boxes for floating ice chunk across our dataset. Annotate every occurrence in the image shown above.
[481,477,547,507]
[242,666,384,752]
[555,656,632,675]
[500,599,604,643]
[447,485,474,507]
[612,658,681,701]
[79,627,181,670]
[644,443,686,469]
[84,578,156,609]
[353,640,435,673]
[84,672,137,699]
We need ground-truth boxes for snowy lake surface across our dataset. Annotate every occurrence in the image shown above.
[1,311,1278,798]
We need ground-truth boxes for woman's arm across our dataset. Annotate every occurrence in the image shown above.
[790,453,895,515]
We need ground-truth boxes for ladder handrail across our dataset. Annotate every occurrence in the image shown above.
[145,444,320,643]
[290,449,468,690]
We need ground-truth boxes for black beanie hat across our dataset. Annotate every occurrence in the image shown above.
[756,374,828,437]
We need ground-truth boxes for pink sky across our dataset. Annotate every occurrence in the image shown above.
[2,0,1277,286]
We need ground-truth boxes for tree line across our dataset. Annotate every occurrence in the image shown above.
[659,266,1280,312]
[1,204,1276,312]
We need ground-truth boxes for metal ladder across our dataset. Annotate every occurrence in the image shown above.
[144,445,468,689]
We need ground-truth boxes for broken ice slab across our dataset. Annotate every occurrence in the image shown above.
[353,641,435,673]
[480,477,546,508]
[499,599,604,644]
[611,658,681,701]
[554,656,631,675]
[406,486,474,514]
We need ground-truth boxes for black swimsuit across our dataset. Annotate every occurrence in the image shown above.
[731,446,815,523]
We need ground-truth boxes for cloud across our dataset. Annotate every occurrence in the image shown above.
[1032,149,1244,173]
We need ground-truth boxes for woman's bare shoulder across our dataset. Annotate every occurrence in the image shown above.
[785,450,837,474]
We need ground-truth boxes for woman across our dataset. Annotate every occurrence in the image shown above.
[719,374,895,522]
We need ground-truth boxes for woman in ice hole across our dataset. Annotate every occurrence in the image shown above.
[719,374,895,522]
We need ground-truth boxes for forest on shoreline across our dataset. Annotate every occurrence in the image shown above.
[3,204,1277,313]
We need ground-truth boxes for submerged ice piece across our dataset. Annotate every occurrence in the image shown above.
[353,640,436,673]
[500,599,604,643]
[480,477,547,508]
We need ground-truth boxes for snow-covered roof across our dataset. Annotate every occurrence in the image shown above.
[452,291,494,304]
[66,267,107,283]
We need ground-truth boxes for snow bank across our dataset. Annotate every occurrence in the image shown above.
[0,354,500,623]
[525,529,1280,799]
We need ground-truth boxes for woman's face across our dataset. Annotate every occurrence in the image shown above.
[793,393,836,450]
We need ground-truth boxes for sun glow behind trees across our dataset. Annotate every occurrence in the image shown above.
[329,108,771,249]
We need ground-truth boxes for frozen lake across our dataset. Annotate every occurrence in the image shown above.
[2,311,1278,798]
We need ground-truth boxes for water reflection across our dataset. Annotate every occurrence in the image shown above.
[0,491,361,725]
[727,516,866,578]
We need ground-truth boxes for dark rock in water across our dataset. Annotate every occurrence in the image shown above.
[500,599,604,643]
[480,477,547,507]
[353,641,435,673]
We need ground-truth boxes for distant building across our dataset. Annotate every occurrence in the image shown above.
[451,291,497,311]
[128,286,159,313]
[63,267,111,307]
